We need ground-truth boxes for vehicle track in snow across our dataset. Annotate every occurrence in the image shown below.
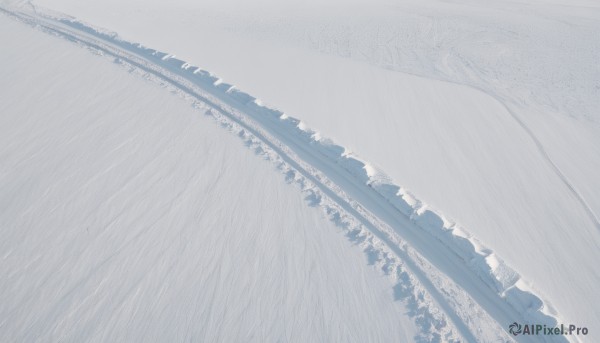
[0,5,571,342]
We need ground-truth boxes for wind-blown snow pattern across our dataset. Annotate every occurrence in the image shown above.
[1,13,424,343]
[1,1,598,342]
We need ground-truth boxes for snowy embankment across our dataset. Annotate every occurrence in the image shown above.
[1,4,582,342]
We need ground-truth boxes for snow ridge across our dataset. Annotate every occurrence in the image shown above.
[135,33,564,341]
[1,5,571,342]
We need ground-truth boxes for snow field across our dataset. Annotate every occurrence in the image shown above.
[0,15,424,342]
[2,0,599,341]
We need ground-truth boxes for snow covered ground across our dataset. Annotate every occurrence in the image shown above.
[0,16,424,342]
[1,0,599,341]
